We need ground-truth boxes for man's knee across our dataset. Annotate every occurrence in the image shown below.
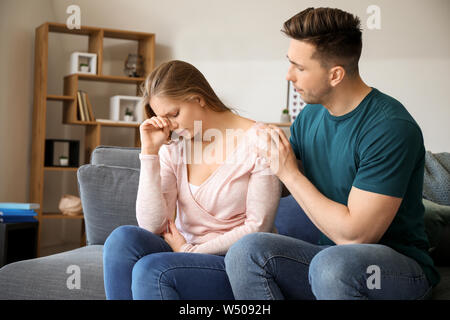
[310,246,354,288]
[308,245,371,298]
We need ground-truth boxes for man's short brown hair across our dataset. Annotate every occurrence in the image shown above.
[282,7,362,75]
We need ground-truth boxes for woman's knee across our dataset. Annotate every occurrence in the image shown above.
[131,253,175,299]
[225,232,273,271]
[104,225,167,257]
[104,225,141,251]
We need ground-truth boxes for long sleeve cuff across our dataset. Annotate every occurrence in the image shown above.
[139,153,159,160]
[179,243,194,252]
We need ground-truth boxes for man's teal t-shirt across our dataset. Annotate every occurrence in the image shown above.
[289,87,440,287]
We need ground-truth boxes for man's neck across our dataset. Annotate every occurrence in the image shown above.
[322,76,372,117]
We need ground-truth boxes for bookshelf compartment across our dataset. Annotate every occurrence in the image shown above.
[44,139,80,168]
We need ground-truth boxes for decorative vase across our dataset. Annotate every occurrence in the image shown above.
[280,113,291,123]
[124,54,144,77]
[80,65,89,73]
[124,115,133,122]
[59,157,69,166]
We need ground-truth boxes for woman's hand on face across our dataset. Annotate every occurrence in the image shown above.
[139,116,178,154]
[162,219,187,252]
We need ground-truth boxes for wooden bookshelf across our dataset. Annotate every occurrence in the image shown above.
[267,122,292,127]
[30,22,155,256]
[41,212,85,219]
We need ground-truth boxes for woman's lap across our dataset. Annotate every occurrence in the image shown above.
[103,225,233,300]
[132,252,233,300]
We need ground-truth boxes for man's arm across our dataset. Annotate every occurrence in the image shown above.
[258,124,402,245]
[281,159,303,197]
[283,170,401,244]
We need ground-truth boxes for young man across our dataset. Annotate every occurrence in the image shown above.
[224,7,440,300]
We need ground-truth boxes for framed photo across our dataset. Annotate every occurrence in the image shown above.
[286,81,306,122]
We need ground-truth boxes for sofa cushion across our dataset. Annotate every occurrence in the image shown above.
[274,195,320,244]
[0,245,105,300]
[423,199,450,266]
[432,267,450,300]
[423,199,450,249]
[423,151,450,206]
[78,164,139,245]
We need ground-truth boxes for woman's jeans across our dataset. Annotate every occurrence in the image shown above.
[224,232,433,300]
[103,225,234,300]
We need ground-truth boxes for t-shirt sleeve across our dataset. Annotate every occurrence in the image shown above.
[352,119,424,198]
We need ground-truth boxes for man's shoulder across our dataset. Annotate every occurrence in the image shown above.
[356,88,421,139]
[369,88,417,125]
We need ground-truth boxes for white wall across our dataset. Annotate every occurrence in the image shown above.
[0,0,449,252]
[49,0,449,151]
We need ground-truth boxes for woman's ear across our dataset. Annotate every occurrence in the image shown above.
[193,96,206,108]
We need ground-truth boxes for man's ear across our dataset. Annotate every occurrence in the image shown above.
[329,66,345,87]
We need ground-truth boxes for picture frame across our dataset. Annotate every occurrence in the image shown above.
[286,80,306,122]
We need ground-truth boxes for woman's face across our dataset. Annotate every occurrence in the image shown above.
[149,95,207,139]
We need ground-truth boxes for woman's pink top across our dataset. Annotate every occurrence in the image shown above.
[136,121,281,255]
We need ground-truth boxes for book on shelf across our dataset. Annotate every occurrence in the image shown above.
[0,202,40,210]
[0,209,38,217]
[77,90,95,121]
[77,90,86,121]
[96,118,139,124]
[84,92,95,121]
[0,216,38,223]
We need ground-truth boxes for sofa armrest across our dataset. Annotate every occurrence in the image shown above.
[0,246,105,300]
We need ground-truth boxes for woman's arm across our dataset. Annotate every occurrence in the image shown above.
[136,148,177,235]
[179,158,282,255]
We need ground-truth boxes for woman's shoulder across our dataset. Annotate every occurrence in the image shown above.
[159,140,183,166]
[234,117,262,133]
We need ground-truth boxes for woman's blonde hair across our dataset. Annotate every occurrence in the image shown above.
[140,60,234,118]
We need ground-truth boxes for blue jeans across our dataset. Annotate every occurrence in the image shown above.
[224,232,432,300]
[103,225,234,300]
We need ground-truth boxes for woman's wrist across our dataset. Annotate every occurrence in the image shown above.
[141,145,159,155]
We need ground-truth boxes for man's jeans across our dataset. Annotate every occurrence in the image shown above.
[103,225,233,300]
[224,232,432,300]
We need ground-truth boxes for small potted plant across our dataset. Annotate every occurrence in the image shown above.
[280,108,291,123]
[79,63,89,73]
[59,156,69,166]
[124,108,134,122]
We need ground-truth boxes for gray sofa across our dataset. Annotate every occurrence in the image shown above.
[0,146,449,300]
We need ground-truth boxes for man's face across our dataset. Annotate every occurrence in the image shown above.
[286,39,332,105]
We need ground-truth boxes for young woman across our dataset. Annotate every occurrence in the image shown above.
[103,60,281,299]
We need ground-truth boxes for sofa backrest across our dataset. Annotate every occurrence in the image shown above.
[90,145,141,168]
[78,146,141,245]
